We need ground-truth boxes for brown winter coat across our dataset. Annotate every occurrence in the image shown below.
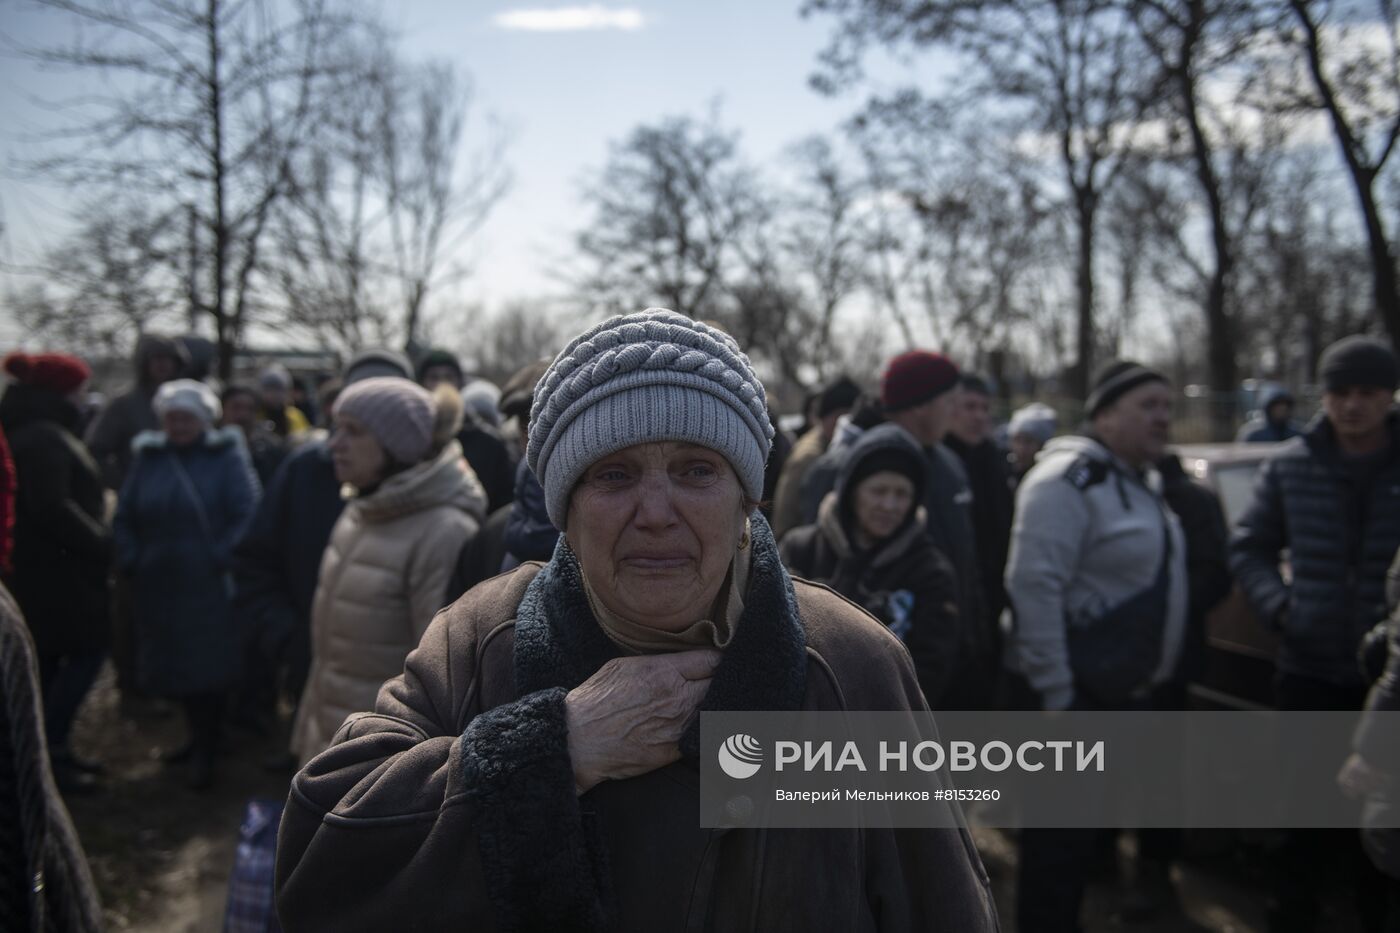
[275,516,999,932]
[0,582,103,932]
[290,441,486,765]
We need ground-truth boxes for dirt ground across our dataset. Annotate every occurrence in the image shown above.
[60,664,1369,932]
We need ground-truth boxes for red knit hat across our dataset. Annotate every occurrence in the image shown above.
[3,352,92,395]
[880,350,960,412]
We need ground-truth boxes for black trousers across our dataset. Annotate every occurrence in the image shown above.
[181,692,224,764]
[1016,682,1186,933]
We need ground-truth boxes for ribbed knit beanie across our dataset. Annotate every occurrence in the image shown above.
[817,375,861,419]
[333,376,436,465]
[416,348,464,385]
[880,351,961,412]
[2,352,91,395]
[1319,336,1399,392]
[527,308,774,529]
[1086,359,1168,419]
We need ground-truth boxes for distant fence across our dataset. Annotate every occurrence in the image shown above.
[990,386,1321,445]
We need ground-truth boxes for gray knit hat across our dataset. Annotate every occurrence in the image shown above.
[527,308,774,529]
[332,376,436,465]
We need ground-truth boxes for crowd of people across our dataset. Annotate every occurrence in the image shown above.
[0,312,1396,932]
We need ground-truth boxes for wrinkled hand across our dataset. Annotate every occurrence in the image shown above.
[565,649,720,793]
[1337,752,1391,799]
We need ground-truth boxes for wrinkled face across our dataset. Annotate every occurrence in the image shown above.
[853,470,915,543]
[328,412,388,489]
[162,409,204,447]
[147,354,179,385]
[420,365,463,393]
[1094,381,1172,468]
[222,391,259,431]
[1010,433,1043,474]
[566,441,747,632]
[1323,386,1392,444]
[951,390,993,446]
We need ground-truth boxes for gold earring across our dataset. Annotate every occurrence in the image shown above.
[738,518,751,551]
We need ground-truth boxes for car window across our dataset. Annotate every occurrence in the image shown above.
[1213,462,1261,527]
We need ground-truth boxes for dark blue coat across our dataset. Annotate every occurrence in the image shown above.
[115,427,259,696]
[231,440,344,669]
[1230,412,1400,687]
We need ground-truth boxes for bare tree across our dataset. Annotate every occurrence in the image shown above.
[1262,0,1400,352]
[465,300,571,386]
[271,45,511,355]
[847,97,1059,365]
[1125,0,1262,436]
[8,202,185,355]
[806,0,1156,397]
[771,136,869,381]
[13,0,370,379]
[572,110,767,321]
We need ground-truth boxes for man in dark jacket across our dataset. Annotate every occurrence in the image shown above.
[1159,453,1233,687]
[1231,335,1400,932]
[417,348,517,513]
[83,333,187,489]
[880,351,993,710]
[771,375,859,537]
[220,384,288,486]
[232,348,412,763]
[945,373,1015,631]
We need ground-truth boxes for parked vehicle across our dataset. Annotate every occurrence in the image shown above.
[1173,442,1292,710]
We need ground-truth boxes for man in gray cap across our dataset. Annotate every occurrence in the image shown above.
[1231,335,1400,931]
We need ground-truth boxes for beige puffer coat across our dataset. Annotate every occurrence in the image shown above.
[292,440,486,764]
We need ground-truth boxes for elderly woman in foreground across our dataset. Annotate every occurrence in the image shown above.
[275,310,997,931]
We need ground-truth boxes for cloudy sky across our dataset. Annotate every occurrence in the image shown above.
[0,2,943,341]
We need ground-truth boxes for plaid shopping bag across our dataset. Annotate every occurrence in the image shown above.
[223,797,284,933]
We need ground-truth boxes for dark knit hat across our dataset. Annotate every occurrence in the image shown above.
[1319,336,1399,393]
[960,373,992,397]
[416,348,464,385]
[2,352,91,395]
[343,348,413,385]
[1086,359,1168,418]
[499,359,552,423]
[817,375,861,419]
[881,351,960,412]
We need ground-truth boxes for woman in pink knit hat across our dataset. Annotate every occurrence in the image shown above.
[290,377,486,766]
